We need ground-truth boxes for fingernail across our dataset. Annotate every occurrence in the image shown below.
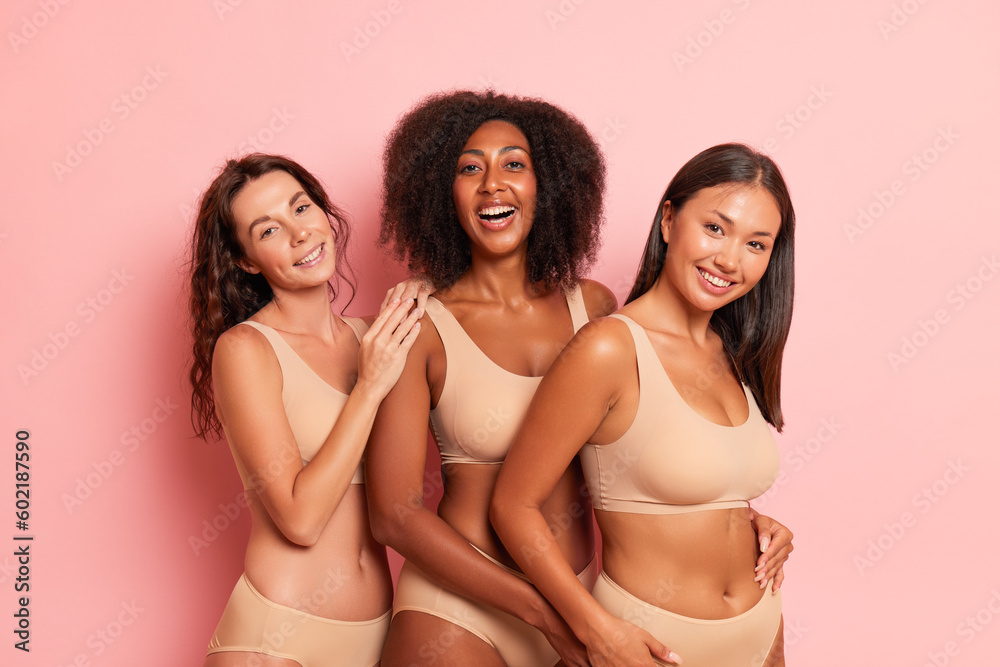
[760,579,766,589]
[755,562,765,572]
[754,572,764,582]
[669,651,683,664]
[759,536,770,552]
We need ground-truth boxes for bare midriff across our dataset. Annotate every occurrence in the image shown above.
[597,506,764,619]
[438,458,595,576]
[242,485,392,621]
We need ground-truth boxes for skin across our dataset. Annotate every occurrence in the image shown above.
[203,170,422,667]
[367,121,618,667]
[492,184,793,667]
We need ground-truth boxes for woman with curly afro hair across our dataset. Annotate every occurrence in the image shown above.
[188,154,426,667]
[365,90,616,666]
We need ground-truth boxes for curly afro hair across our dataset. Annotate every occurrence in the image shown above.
[379,90,606,290]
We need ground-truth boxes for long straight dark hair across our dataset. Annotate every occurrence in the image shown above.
[627,143,795,430]
[188,154,356,439]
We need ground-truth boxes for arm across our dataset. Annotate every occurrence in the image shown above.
[364,318,572,649]
[492,318,678,667]
[213,299,420,546]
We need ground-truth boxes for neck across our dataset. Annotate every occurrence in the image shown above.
[458,248,538,304]
[639,273,715,344]
[263,282,337,338]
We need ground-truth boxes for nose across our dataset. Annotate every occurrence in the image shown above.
[713,240,739,273]
[478,163,505,194]
[287,219,311,244]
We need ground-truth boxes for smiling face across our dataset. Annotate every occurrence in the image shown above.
[452,120,537,259]
[230,170,336,291]
[659,183,782,313]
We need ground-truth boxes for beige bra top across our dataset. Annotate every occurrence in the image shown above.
[580,315,779,514]
[226,318,369,490]
[426,285,589,465]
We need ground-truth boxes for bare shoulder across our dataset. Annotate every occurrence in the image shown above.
[578,278,619,320]
[556,315,634,372]
[212,322,279,379]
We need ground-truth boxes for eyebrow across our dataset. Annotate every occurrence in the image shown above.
[711,210,775,238]
[248,191,307,233]
[458,145,529,157]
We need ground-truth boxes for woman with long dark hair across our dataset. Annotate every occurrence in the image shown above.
[189,153,421,667]
[493,143,796,666]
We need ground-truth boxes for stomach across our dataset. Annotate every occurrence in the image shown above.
[437,457,595,575]
[242,485,392,622]
[596,506,765,619]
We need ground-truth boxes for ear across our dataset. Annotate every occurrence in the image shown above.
[237,258,261,275]
[659,200,674,244]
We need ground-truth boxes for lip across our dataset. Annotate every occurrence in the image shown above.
[294,243,325,268]
[696,266,738,294]
[475,200,518,231]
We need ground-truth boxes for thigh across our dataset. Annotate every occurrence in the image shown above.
[380,610,506,667]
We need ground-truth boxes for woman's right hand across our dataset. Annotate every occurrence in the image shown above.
[356,298,421,399]
[582,614,682,667]
[537,606,590,667]
[381,274,435,312]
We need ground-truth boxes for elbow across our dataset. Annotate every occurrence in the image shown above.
[368,502,408,548]
[279,515,323,548]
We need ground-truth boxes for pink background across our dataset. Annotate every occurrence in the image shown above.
[3,1,998,664]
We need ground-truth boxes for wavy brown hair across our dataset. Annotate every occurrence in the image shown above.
[379,90,606,290]
[188,154,355,440]
[627,143,795,430]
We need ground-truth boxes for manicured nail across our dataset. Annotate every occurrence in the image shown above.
[755,561,765,572]
[759,536,770,552]
[669,651,683,664]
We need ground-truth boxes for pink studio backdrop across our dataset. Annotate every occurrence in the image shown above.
[3,1,998,664]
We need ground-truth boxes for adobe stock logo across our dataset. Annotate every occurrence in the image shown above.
[7,0,72,54]
[339,0,405,62]
[51,66,169,182]
[844,126,958,244]
[887,255,998,372]
[18,268,134,385]
[853,459,969,576]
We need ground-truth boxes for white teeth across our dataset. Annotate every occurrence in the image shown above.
[479,205,515,216]
[295,245,322,265]
[699,268,732,288]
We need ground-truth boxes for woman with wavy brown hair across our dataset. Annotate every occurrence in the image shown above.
[189,153,422,667]
[366,93,794,667]
[493,143,796,666]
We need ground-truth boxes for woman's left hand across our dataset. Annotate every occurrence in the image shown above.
[750,509,794,592]
[381,274,435,313]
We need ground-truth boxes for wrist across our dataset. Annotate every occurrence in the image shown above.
[577,607,622,651]
[350,377,388,406]
[522,588,559,635]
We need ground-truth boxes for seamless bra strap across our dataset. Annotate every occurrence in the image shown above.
[423,297,479,358]
[341,316,368,343]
